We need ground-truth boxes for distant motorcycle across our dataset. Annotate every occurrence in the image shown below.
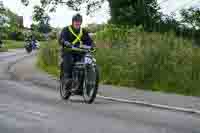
[32,40,40,49]
[25,40,40,53]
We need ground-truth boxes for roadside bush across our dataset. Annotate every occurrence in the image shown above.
[37,41,59,76]
[95,24,144,48]
[48,31,58,40]
[0,32,9,40]
[37,25,200,96]
[32,31,46,41]
[9,31,25,41]
[95,25,200,96]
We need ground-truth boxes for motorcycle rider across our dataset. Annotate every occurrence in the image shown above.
[58,13,94,84]
[26,35,38,49]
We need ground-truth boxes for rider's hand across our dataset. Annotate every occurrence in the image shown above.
[80,45,91,49]
[64,41,71,47]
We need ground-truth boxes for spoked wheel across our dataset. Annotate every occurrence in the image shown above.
[59,69,71,100]
[83,65,99,104]
[25,45,32,53]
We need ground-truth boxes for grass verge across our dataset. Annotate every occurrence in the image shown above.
[0,47,8,52]
[3,40,25,49]
[36,25,200,97]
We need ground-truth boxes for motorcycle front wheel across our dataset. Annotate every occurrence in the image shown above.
[83,65,99,104]
[25,45,32,53]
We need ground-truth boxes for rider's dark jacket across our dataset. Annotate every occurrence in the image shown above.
[58,25,93,51]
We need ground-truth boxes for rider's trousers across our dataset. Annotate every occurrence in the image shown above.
[62,52,84,79]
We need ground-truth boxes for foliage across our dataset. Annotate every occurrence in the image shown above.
[38,22,52,33]
[85,23,105,33]
[108,0,160,29]
[37,25,200,96]
[180,7,200,30]
[0,4,23,30]
[21,0,105,15]
[95,25,199,96]
[0,32,9,40]
[8,31,25,41]
[31,31,47,41]
[21,0,200,46]
[0,4,25,40]
[32,5,52,33]
[21,0,160,30]
[33,6,47,23]
[48,31,58,40]
[21,0,200,37]
[30,24,38,31]
[95,24,144,48]
[37,41,59,76]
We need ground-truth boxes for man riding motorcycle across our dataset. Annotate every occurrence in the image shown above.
[58,13,94,85]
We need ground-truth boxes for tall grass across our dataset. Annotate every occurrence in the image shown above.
[37,41,60,77]
[37,25,200,96]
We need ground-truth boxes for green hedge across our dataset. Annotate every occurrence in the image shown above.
[37,41,60,76]
[37,25,200,97]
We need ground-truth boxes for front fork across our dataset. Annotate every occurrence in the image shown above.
[72,67,85,92]
[60,60,86,94]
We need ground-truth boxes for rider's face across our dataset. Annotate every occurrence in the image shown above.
[73,21,81,29]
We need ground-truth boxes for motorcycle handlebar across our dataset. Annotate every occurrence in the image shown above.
[64,42,95,53]
[71,46,95,53]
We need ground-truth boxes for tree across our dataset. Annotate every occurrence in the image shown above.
[32,5,52,33]
[0,5,23,31]
[38,21,52,33]
[155,13,181,33]
[33,5,46,23]
[21,0,161,31]
[180,7,200,30]
[108,0,160,29]
[21,0,104,15]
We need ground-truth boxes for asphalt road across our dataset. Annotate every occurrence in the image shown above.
[0,50,200,133]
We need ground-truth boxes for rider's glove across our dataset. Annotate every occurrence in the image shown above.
[80,45,91,49]
[64,41,71,48]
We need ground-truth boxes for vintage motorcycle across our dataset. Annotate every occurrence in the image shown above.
[25,39,40,53]
[59,46,99,104]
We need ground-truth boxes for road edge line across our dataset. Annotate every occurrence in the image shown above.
[8,53,200,115]
[97,95,200,115]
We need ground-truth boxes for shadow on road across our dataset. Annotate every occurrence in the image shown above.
[60,97,115,105]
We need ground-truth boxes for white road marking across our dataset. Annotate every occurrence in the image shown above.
[97,95,200,115]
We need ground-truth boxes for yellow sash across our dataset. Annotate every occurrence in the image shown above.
[68,26,83,45]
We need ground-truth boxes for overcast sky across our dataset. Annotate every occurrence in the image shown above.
[1,0,200,28]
